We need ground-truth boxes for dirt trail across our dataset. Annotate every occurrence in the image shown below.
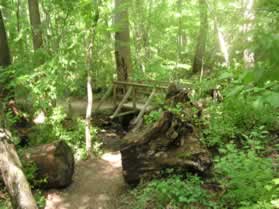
[45,152,127,209]
[45,99,132,209]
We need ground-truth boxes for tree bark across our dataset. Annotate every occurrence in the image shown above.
[0,10,11,68]
[28,0,43,50]
[0,10,12,97]
[0,130,38,209]
[85,75,93,158]
[121,111,212,186]
[192,0,208,73]
[115,0,132,81]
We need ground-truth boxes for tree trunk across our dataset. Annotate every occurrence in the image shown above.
[0,130,38,209]
[28,0,43,50]
[115,0,132,81]
[0,10,12,97]
[121,111,212,186]
[192,0,208,73]
[0,10,11,68]
[85,74,93,158]
[215,20,230,67]
[242,0,255,68]
[84,0,100,158]
[176,0,183,63]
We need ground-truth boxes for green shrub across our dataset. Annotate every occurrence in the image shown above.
[131,175,216,209]
[34,190,46,209]
[203,95,277,149]
[215,145,275,208]
[238,178,279,209]
[144,110,162,125]
[0,200,10,209]
[29,107,102,159]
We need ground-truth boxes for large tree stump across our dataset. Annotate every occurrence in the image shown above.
[0,129,38,209]
[120,111,212,186]
[24,140,75,189]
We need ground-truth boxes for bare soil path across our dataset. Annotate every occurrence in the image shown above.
[45,151,127,209]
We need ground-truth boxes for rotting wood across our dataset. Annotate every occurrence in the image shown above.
[132,87,136,110]
[110,86,133,119]
[113,85,117,108]
[121,111,212,186]
[24,140,74,189]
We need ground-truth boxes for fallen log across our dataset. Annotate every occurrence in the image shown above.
[120,111,212,186]
[24,140,75,189]
[0,129,38,209]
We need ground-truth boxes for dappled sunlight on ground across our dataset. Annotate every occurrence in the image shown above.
[45,152,126,209]
[101,152,122,168]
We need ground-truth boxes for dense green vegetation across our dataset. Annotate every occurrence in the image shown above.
[0,0,278,208]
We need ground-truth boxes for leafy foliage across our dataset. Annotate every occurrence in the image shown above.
[144,109,162,125]
[199,69,279,149]
[28,107,102,159]
[130,175,216,209]
[215,145,275,208]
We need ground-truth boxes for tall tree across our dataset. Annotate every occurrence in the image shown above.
[114,0,132,81]
[28,0,43,50]
[176,0,183,63]
[192,0,208,73]
[85,0,100,158]
[0,10,11,68]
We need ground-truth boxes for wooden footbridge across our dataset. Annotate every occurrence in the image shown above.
[95,80,168,129]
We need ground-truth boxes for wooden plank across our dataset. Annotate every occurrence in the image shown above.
[133,87,137,110]
[110,86,133,119]
[113,85,117,108]
[133,88,156,125]
[112,110,138,118]
[132,117,143,132]
[113,80,168,90]
[94,86,113,112]
[133,79,170,86]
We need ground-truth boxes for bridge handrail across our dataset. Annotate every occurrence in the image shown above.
[113,80,168,90]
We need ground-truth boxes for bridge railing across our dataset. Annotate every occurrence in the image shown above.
[95,80,169,130]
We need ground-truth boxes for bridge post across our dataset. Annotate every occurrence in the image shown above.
[132,87,137,110]
[132,88,156,127]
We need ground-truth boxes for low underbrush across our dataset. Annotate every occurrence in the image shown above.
[129,70,279,209]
